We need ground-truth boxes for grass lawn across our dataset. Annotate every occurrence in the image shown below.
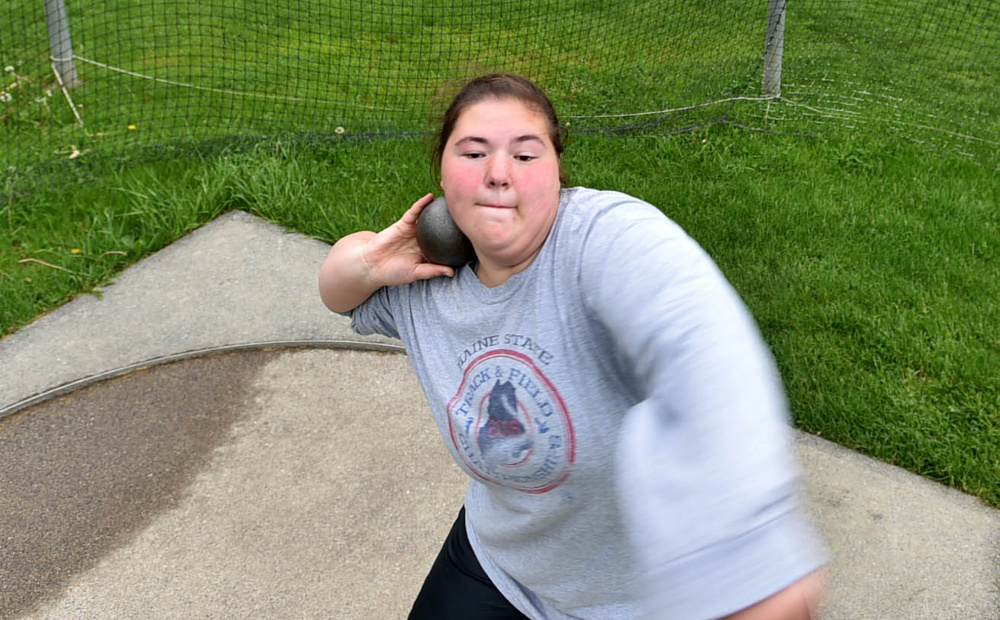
[2,126,998,508]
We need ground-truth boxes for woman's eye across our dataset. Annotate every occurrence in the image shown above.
[463,152,485,159]
[515,154,536,162]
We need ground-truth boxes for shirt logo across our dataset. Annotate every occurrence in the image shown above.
[448,349,574,493]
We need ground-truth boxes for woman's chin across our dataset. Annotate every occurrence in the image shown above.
[468,233,512,256]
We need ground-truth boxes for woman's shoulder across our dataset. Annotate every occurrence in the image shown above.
[559,186,680,240]
[556,186,705,278]
[563,186,645,209]
[562,186,669,223]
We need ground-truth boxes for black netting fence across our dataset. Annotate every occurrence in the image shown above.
[3,0,998,174]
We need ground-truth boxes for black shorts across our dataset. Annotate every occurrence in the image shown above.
[408,507,530,620]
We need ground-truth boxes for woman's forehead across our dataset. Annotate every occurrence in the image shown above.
[451,99,552,142]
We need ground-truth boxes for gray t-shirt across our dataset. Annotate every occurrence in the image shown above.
[346,187,826,619]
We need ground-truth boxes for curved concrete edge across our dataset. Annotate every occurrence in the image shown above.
[0,339,407,420]
[0,210,400,415]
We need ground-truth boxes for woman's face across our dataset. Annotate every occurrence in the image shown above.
[440,97,562,285]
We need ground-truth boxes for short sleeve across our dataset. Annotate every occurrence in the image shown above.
[343,285,400,340]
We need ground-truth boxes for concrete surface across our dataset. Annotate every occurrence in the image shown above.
[1,211,997,619]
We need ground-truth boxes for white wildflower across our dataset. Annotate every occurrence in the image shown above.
[334,126,345,135]
[3,66,14,73]
[0,92,11,103]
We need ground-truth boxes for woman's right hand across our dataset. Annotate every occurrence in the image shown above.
[360,193,456,287]
[318,193,456,314]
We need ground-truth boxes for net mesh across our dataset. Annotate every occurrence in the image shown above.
[736,1,1000,159]
[2,0,998,172]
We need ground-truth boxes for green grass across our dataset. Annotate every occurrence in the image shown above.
[2,127,998,508]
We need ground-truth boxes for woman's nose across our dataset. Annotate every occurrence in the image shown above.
[486,156,511,188]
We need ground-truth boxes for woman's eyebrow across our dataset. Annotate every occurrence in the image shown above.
[512,134,545,145]
[453,135,545,147]
[454,136,489,146]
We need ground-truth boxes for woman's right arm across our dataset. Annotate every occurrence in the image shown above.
[318,193,456,314]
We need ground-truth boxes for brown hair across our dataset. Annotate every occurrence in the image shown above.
[432,74,566,184]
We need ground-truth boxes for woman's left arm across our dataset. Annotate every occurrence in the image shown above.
[577,196,827,620]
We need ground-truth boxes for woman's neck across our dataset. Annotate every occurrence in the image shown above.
[474,249,540,288]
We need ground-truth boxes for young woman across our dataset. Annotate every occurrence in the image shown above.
[319,74,827,620]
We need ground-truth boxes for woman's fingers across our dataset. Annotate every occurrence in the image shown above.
[399,193,436,228]
[360,194,457,286]
[377,193,436,252]
[413,262,455,280]
[367,194,433,259]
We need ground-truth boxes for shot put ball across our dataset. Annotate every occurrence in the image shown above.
[416,196,476,268]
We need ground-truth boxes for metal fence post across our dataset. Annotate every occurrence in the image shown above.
[763,0,785,96]
[44,0,81,88]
